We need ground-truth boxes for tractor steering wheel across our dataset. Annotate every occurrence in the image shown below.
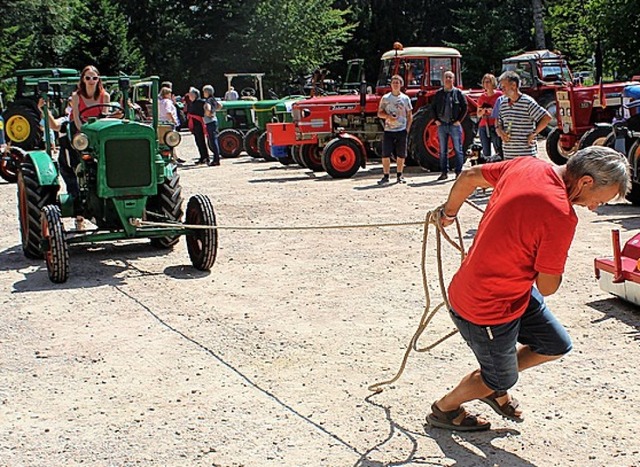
[240,87,256,97]
[79,103,125,123]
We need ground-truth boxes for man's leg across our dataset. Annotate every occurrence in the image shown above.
[378,132,392,184]
[452,123,464,175]
[437,125,449,179]
[479,126,491,161]
[396,130,407,183]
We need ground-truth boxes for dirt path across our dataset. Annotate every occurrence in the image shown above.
[1,137,638,466]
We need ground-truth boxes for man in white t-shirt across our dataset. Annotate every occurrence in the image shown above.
[377,75,413,184]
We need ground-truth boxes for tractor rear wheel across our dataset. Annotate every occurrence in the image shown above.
[17,159,58,259]
[41,205,69,283]
[537,94,557,137]
[257,131,276,161]
[3,102,42,150]
[546,128,578,165]
[0,146,26,183]
[322,138,363,178]
[300,144,324,172]
[408,106,474,172]
[186,194,218,271]
[626,140,640,206]
[147,168,184,249]
[243,127,261,158]
[292,146,305,167]
[578,126,614,149]
[218,128,243,158]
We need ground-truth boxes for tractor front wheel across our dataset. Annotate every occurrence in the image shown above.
[537,94,557,136]
[578,126,614,150]
[185,194,218,271]
[218,129,243,158]
[322,138,363,178]
[41,205,69,283]
[243,127,261,158]
[300,144,324,172]
[257,131,276,161]
[17,159,57,259]
[545,128,578,165]
[0,146,26,183]
[626,140,640,206]
[147,168,184,249]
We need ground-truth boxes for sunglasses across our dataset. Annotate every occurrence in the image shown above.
[84,76,99,81]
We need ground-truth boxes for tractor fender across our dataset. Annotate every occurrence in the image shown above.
[27,151,59,186]
[335,132,367,168]
[593,122,613,129]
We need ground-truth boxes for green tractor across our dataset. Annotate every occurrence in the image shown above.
[1,68,79,182]
[17,75,218,283]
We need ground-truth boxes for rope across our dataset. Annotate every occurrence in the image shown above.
[136,197,486,395]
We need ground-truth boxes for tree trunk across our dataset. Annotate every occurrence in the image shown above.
[532,0,546,49]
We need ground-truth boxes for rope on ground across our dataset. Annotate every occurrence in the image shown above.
[130,219,426,231]
[367,201,481,394]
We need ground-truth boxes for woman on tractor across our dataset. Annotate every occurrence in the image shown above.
[70,65,110,133]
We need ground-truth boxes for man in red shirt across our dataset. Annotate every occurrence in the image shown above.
[427,146,629,431]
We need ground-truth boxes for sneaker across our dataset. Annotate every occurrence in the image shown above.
[437,173,448,181]
[209,161,221,166]
[377,175,390,185]
[397,175,407,184]
[195,159,208,165]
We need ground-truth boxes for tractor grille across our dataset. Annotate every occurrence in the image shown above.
[105,139,152,188]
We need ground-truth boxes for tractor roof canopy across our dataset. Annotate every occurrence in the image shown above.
[380,47,461,60]
[502,50,564,63]
[15,68,79,78]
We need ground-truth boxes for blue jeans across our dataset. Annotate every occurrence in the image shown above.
[437,123,464,175]
[206,121,220,163]
[449,287,572,391]
[479,125,502,160]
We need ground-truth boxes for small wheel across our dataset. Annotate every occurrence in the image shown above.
[243,127,262,158]
[291,146,304,166]
[546,128,578,165]
[218,128,243,158]
[321,138,363,178]
[537,94,557,136]
[41,205,69,283]
[257,131,276,161]
[3,102,42,150]
[185,194,218,271]
[147,168,184,249]
[278,146,295,166]
[0,146,26,183]
[300,144,324,172]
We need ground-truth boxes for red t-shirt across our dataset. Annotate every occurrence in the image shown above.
[448,157,578,325]
[477,90,502,127]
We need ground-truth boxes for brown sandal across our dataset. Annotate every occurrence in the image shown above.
[480,392,524,423]
[426,402,491,431]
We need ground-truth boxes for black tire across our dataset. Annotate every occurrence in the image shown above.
[293,146,306,167]
[0,146,26,183]
[17,159,58,259]
[41,205,69,283]
[408,106,474,172]
[147,168,184,249]
[218,128,243,158]
[545,128,578,166]
[185,194,218,271]
[300,144,324,172]
[243,127,261,158]
[321,138,363,178]
[626,140,640,206]
[278,146,295,166]
[3,101,42,150]
[257,131,276,161]
[578,126,614,149]
[537,94,557,137]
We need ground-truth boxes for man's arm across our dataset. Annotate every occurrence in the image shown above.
[406,103,413,132]
[527,113,552,145]
[441,166,493,225]
[536,272,562,296]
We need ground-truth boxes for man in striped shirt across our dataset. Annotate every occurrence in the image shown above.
[496,71,551,159]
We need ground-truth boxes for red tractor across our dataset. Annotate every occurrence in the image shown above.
[545,80,638,165]
[267,45,480,178]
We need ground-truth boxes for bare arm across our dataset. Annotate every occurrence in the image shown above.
[536,272,562,296]
[441,166,493,225]
[528,112,552,145]
[406,107,413,132]
[72,93,82,131]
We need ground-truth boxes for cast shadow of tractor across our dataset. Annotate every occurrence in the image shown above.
[4,241,208,292]
[587,297,640,341]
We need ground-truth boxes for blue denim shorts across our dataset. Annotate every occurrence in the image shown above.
[450,287,572,391]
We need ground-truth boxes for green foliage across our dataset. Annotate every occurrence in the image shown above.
[241,0,356,88]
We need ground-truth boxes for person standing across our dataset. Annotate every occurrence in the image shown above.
[426,146,629,431]
[496,70,552,159]
[202,85,223,166]
[476,74,503,162]
[431,71,467,180]
[224,86,239,101]
[377,75,413,184]
[158,87,178,126]
[186,87,210,165]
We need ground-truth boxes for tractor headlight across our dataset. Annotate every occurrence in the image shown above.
[164,130,181,147]
[72,133,90,151]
